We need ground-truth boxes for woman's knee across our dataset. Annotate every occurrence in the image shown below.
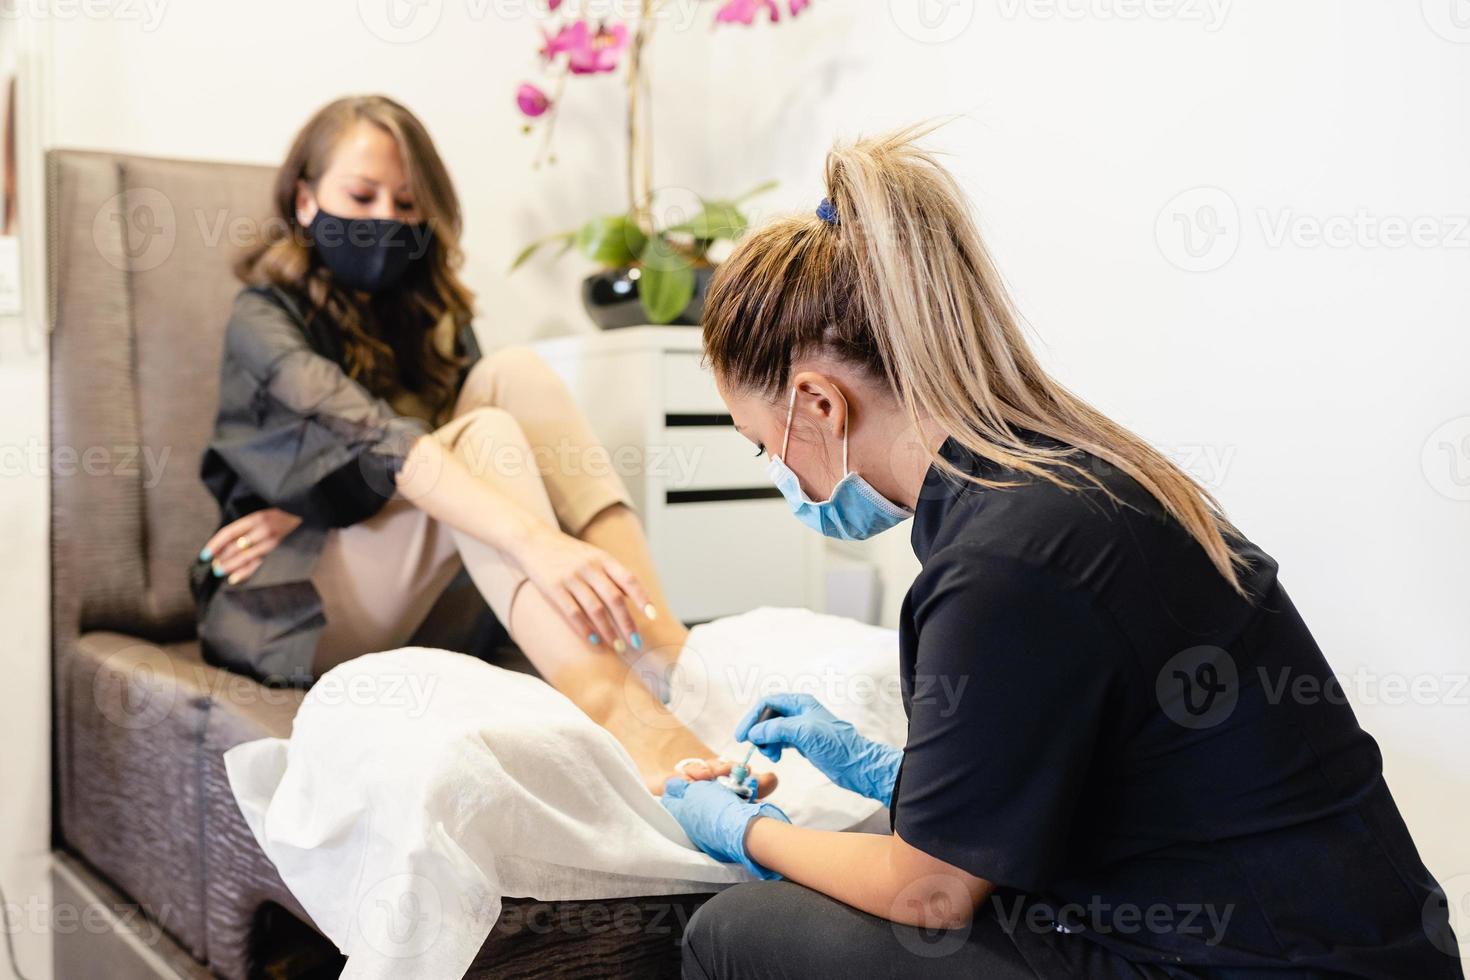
[449,405,520,441]
[682,882,804,980]
[483,344,548,374]
[465,345,559,397]
[444,407,532,474]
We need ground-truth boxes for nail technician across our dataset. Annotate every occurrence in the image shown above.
[660,127,1462,979]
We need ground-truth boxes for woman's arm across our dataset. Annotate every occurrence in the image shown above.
[394,428,653,645]
[223,289,650,643]
[744,821,992,930]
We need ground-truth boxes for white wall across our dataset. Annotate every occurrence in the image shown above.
[0,9,53,978]
[2,1,1465,974]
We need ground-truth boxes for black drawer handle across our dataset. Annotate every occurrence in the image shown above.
[665,413,735,427]
[666,488,783,505]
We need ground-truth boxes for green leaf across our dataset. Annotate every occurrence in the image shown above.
[638,262,696,324]
[667,201,747,240]
[733,178,778,203]
[509,230,575,272]
[638,233,686,271]
[637,235,696,322]
[575,214,647,267]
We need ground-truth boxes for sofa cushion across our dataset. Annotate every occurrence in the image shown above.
[121,155,276,637]
[62,630,305,961]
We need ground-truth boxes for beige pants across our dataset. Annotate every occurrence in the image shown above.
[309,346,633,675]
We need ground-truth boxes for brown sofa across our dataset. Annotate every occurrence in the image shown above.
[48,148,710,979]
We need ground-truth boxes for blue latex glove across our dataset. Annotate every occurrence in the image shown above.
[661,776,791,880]
[734,693,902,806]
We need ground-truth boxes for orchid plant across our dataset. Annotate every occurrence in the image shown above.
[510,0,816,324]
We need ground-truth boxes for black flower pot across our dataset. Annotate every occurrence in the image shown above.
[581,265,715,330]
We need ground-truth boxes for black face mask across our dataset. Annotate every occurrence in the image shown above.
[308,209,434,294]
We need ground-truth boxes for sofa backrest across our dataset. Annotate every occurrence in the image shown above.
[49,149,275,645]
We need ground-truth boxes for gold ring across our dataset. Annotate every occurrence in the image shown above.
[236,534,252,552]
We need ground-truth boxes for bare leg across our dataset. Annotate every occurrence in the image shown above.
[506,576,773,796]
[455,348,689,657]
[438,405,772,796]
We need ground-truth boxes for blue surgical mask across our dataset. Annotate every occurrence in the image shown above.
[766,386,912,541]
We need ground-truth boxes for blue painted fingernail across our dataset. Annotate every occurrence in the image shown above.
[631,632,643,650]
[198,547,212,562]
[588,633,600,645]
[212,560,225,578]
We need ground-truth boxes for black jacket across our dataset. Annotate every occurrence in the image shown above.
[189,285,481,684]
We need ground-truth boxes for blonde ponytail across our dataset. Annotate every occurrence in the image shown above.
[703,123,1251,596]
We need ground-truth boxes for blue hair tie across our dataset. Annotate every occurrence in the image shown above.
[816,197,839,226]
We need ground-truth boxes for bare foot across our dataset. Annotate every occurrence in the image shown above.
[588,693,782,799]
[657,757,779,799]
[537,622,774,799]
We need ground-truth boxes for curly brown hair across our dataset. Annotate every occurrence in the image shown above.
[237,95,475,423]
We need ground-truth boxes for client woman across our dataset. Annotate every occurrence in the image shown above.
[192,95,762,795]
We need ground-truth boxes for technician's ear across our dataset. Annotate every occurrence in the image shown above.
[295,179,318,228]
[789,370,848,441]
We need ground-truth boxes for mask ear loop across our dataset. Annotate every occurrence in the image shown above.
[833,387,850,477]
[780,386,797,459]
[784,384,852,476]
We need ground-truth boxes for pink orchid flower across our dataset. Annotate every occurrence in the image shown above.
[569,21,629,74]
[516,82,551,118]
[542,20,629,74]
[714,0,778,24]
[540,21,579,60]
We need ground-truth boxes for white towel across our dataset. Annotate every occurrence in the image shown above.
[225,607,906,980]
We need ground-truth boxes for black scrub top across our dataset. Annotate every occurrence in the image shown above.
[892,435,1460,979]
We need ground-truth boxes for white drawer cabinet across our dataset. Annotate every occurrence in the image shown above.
[532,327,823,622]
